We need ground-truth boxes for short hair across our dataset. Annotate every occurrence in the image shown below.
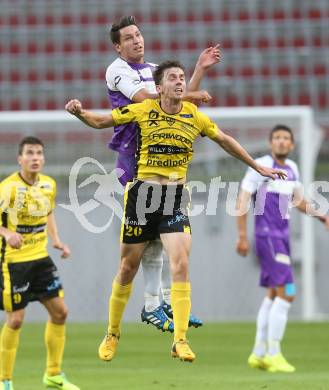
[110,15,139,44]
[18,136,44,155]
[153,60,186,86]
[269,124,294,143]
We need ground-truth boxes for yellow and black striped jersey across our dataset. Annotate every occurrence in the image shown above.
[0,172,56,263]
[111,99,219,180]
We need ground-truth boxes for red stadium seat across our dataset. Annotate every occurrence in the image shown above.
[313,64,327,76]
[10,100,22,110]
[80,42,92,53]
[297,65,306,76]
[261,65,271,77]
[298,93,311,105]
[44,14,55,25]
[240,66,254,77]
[98,41,108,52]
[63,42,73,53]
[80,14,89,25]
[101,98,110,109]
[46,100,57,110]
[9,15,19,26]
[26,14,38,25]
[293,37,306,48]
[273,9,285,20]
[167,11,178,23]
[149,11,160,23]
[203,10,215,22]
[291,9,302,19]
[186,12,196,22]
[225,94,239,106]
[96,14,108,25]
[282,94,291,105]
[308,9,322,19]
[45,42,55,54]
[261,95,275,106]
[317,93,327,109]
[27,42,38,54]
[27,70,38,82]
[45,71,56,81]
[238,10,250,21]
[63,70,74,81]
[277,65,291,77]
[28,100,40,110]
[81,70,92,80]
[10,71,21,82]
[10,43,21,54]
[169,40,179,51]
[257,37,270,49]
[246,95,255,106]
[256,10,267,20]
[61,15,73,25]
[150,40,163,51]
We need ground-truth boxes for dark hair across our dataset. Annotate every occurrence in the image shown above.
[269,124,294,143]
[153,60,186,85]
[18,136,44,155]
[110,15,139,44]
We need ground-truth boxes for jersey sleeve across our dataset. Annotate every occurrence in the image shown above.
[0,181,11,217]
[111,102,141,126]
[106,63,145,100]
[197,111,219,140]
[241,158,268,194]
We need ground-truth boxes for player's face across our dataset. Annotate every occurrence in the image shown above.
[115,25,144,63]
[18,144,45,174]
[157,67,186,101]
[270,130,294,159]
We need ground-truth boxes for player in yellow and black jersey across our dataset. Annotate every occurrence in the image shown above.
[66,60,286,363]
[0,137,79,390]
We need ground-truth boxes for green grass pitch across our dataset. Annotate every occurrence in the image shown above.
[12,322,329,390]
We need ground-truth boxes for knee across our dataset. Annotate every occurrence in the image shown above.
[7,315,24,330]
[171,257,189,281]
[119,258,139,281]
[51,305,68,324]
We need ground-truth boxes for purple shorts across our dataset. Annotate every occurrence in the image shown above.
[116,153,136,186]
[255,235,294,288]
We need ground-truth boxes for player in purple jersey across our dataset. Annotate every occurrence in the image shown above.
[236,125,329,373]
[105,16,220,332]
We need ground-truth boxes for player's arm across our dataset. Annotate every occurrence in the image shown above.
[65,99,115,129]
[47,212,71,258]
[188,44,221,92]
[212,130,287,180]
[293,189,329,229]
[0,184,23,248]
[236,190,252,256]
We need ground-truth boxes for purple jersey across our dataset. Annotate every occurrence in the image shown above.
[241,155,300,288]
[106,57,157,156]
[241,155,300,239]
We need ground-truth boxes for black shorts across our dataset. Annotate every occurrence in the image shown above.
[121,180,191,243]
[0,256,64,312]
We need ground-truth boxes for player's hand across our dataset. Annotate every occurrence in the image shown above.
[256,165,287,180]
[187,90,212,105]
[5,231,23,249]
[197,44,221,70]
[53,241,71,259]
[236,237,249,257]
[65,99,83,115]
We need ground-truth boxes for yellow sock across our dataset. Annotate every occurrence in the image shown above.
[108,280,133,336]
[45,321,65,376]
[171,282,191,342]
[0,324,21,380]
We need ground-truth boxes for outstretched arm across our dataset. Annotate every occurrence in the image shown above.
[188,44,221,92]
[236,190,252,256]
[212,131,287,180]
[65,99,115,129]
